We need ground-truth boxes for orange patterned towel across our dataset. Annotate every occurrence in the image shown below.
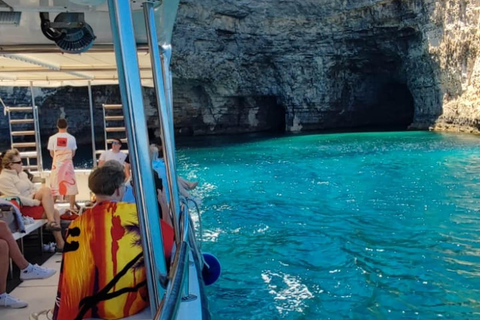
[50,150,78,196]
[53,201,148,320]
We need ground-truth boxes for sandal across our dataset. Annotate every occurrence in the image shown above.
[30,309,53,320]
[44,221,62,232]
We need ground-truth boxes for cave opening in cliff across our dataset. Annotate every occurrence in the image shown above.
[375,81,415,129]
[260,96,286,133]
[347,78,415,130]
[338,26,421,131]
[341,54,416,131]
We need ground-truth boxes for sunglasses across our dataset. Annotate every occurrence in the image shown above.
[10,161,22,165]
[112,141,121,145]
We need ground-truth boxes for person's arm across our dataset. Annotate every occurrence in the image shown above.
[98,151,107,167]
[71,136,77,158]
[157,188,173,228]
[0,176,40,206]
[124,163,131,181]
[47,136,54,158]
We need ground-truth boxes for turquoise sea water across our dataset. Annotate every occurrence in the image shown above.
[176,131,480,320]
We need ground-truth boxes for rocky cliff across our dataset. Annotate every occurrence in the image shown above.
[0,0,479,147]
[172,0,480,134]
[427,0,480,133]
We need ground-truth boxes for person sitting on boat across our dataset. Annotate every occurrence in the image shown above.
[30,160,174,320]
[98,138,131,181]
[47,118,80,212]
[149,144,198,199]
[0,220,56,309]
[0,149,65,252]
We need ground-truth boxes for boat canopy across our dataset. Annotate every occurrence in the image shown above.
[0,0,179,87]
[0,50,157,87]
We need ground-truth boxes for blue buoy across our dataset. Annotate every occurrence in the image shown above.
[202,253,221,286]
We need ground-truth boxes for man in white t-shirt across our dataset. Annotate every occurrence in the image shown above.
[98,138,130,181]
[47,118,79,211]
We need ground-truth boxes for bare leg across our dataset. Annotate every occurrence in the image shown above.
[178,183,191,198]
[48,210,64,249]
[178,176,198,190]
[157,189,173,228]
[0,221,28,270]
[53,231,64,250]
[0,240,8,294]
[34,187,57,223]
[68,195,77,211]
[32,189,65,250]
[40,212,64,250]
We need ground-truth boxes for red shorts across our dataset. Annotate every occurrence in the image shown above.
[21,206,45,219]
[160,220,174,261]
[10,200,45,219]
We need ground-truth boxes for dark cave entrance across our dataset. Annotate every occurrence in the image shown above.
[337,62,416,131]
[374,81,415,129]
[263,96,286,133]
[242,95,286,133]
[351,78,415,130]
[336,27,420,131]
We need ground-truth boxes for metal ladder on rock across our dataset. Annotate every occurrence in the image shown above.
[2,99,43,173]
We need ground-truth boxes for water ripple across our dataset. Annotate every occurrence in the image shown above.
[177,131,480,320]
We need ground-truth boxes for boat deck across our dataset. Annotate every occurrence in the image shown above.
[4,254,153,320]
[4,254,61,320]
[5,251,203,320]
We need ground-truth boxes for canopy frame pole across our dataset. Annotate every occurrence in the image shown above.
[107,0,167,311]
[30,83,43,173]
[88,82,97,168]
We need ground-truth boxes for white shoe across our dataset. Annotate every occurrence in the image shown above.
[20,264,56,281]
[0,293,28,308]
[22,216,34,225]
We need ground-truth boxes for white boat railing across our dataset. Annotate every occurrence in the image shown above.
[107,0,167,311]
[143,0,182,240]
[158,204,190,320]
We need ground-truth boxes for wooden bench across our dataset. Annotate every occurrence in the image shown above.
[9,219,47,278]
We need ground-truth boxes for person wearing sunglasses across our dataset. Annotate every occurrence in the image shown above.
[0,149,65,252]
[98,138,130,181]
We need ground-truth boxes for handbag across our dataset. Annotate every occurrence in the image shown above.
[0,203,19,233]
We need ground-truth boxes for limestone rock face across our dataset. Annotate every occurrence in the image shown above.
[428,1,480,133]
[1,0,479,143]
[171,0,480,134]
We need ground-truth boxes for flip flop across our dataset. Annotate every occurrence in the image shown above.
[29,309,53,320]
[44,221,62,232]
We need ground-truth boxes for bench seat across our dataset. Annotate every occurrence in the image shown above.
[12,219,47,241]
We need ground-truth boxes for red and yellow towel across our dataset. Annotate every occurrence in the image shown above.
[53,202,148,320]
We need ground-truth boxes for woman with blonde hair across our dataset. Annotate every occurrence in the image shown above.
[0,149,64,252]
